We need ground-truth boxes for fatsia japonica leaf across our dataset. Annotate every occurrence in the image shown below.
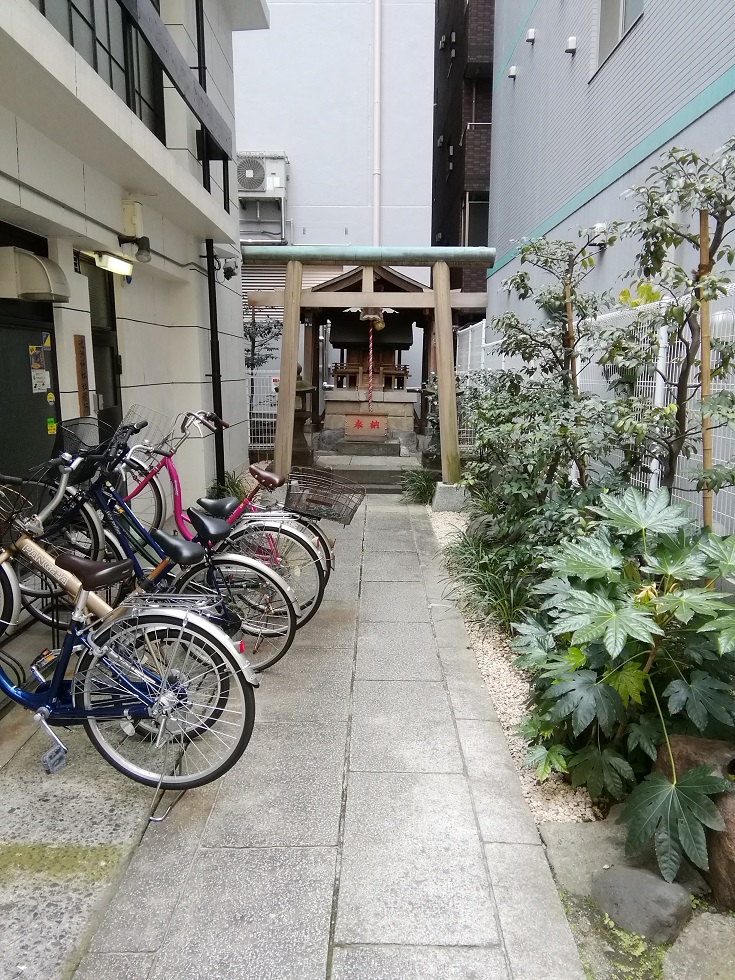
[523,744,571,782]
[549,535,623,581]
[697,534,735,578]
[641,536,709,580]
[603,659,647,707]
[700,613,735,654]
[663,671,735,730]
[620,766,731,880]
[552,590,663,659]
[589,487,691,538]
[548,670,625,736]
[626,714,663,760]
[654,587,734,625]
[568,745,635,799]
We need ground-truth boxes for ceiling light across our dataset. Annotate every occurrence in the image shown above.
[94,253,133,276]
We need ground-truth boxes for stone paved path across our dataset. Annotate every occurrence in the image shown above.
[72,496,584,980]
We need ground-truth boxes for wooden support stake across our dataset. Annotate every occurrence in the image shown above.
[433,261,461,484]
[700,210,713,529]
[274,260,303,476]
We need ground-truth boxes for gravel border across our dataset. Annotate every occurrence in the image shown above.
[429,507,598,824]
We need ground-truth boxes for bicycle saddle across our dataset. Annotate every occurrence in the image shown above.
[186,508,232,545]
[150,529,205,566]
[56,554,134,591]
[249,464,286,490]
[197,496,240,520]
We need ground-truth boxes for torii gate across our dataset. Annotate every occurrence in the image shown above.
[241,246,496,484]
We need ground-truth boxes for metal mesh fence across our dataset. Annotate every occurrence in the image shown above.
[458,287,735,533]
[247,366,280,451]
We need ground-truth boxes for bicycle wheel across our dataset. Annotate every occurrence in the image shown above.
[17,496,107,629]
[0,562,19,643]
[171,555,298,671]
[117,457,166,532]
[226,521,326,627]
[75,610,255,789]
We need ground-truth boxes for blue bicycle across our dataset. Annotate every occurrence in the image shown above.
[0,481,256,789]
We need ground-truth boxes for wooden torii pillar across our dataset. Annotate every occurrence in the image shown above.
[242,246,496,483]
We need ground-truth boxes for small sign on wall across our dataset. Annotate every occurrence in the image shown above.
[345,414,386,439]
[74,335,91,416]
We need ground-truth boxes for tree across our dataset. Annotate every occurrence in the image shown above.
[244,312,282,419]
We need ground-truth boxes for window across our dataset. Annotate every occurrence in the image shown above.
[598,0,643,64]
[33,0,165,141]
[461,193,489,247]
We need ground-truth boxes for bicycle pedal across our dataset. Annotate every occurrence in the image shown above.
[29,648,61,683]
[41,743,67,774]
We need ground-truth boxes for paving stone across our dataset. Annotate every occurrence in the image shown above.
[74,952,155,980]
[291,600,357,648]
[336,772,499,946]
[254,646,354,722]
[350,680,463,772]
[430,603,465,623]
[204,722,347,846]
[363,529,417,552]
[471,775,541,846]
[356,622,441,680]
[456,720,515,775]
[148,848,336,980]
[360,582,430,622]
[447,673,499,720]
[364,510,414,530]
[485,842,586,980]
[323,572,362,601]
[422,567,452,599]
[90,783,220,954]
[331,944,509,979]
[361,551,423,581]
[664,912,735,979]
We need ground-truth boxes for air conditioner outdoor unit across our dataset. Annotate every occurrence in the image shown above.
[236,152,289,199]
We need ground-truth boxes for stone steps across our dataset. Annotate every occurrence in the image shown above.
[315,453,419,493]
[335,439,401,457]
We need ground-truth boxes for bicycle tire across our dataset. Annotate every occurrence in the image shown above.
[0,562,19,643]
[170,554,298,672]
[117,457,166,532]
[17,497,107,629]
[225,521,326,627]
[75,610,255,789]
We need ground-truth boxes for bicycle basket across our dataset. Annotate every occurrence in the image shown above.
[50,417,116,485]
[284,467,366,526]
[117,405,172,454]
[0,482,34,549]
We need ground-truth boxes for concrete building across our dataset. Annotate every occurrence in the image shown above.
[431,0,493,303]
[0,0,268,494]
[486,0,735,319]
[232,0,435,434]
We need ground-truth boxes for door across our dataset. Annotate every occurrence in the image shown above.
[80,256,123,428]
[0,308,59,476]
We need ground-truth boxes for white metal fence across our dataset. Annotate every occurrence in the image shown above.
[456,289,735,534]
[247,364,280,452]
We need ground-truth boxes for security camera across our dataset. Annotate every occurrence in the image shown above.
[223,260,239,280]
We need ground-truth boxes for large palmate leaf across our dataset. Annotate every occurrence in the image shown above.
[603,659,647,707]
[523,743,571,782]
[697,534,735,579]
[626,713,663,761]
[590,486,691,538]
[663,671,735,730]
[552,590,663,659]
[620,766,731,880]
[700,613,735,654]
[510,618,557,669]
[548,670,625,736]
[549,535,623,582]
[654,587,734,624]
[641,535,709,580]
[569,745,635,799]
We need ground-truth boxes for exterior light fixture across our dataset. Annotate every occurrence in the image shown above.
[94,253,134,276]
[590,222,609,247]
[508,65,517,78]
[565,36,577,54]
[117,234,152,263]
[526,28,536,43]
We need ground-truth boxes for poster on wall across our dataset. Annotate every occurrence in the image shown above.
[29,345,50,394]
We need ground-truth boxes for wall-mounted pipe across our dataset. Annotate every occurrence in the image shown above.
[372,0,382,245]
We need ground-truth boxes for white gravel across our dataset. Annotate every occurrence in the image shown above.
[429,507,599,824]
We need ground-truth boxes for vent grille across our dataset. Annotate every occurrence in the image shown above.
[237,156,266,191]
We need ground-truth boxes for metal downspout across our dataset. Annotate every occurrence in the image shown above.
[372,0,382,245]
[205,239,225,485]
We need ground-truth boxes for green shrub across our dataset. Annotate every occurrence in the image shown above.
[514,487,734,881]
[401,468,439,504]
[206,470,251,502]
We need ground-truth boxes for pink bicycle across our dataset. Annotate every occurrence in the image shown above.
[118,411,332,626]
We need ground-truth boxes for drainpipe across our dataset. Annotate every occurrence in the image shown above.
[372,0,382,245]
[205,238,226,485]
